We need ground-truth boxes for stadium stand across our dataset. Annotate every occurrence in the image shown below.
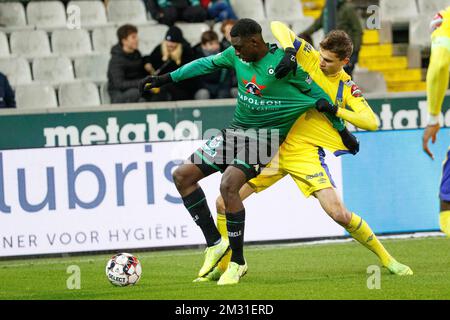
[73,54,110,83]
[0,1,32,33]
[0,57,32,87]
[379,0,419,25]
[26,0,67,30]
[106,0,155,25]
[15,83,58,109]
[67,0,110,29]
[138,24,169,54]
[0,31,10,57]
[99,82,111,104]
[0,0,445,108]
[10,30,52,59]
[416,0,450,16]
[230,0,266,21]
[58,81,101,108]
[32,56,75,85]
[92,26,117,54]
[174,22,211,46]
[51,29,93,57]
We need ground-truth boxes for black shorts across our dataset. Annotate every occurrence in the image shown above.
[189,128,280,181]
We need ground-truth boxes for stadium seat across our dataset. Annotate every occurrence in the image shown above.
[291,18,316,34]
[74,54,109,83]
[417,0,449,16]
[32,56,75,84]
[257,20,277,44]
[379,0,419,24]
[0,2,29,31]
[0,31,9,57]
[352,69,387,94]
[51,29,92,57]
[0,57,32,86]
[174,23,210,47]
[26,0,67,29]
[311,29,325,49]
[10,30,51,58]
[92,26,117,54]
[409,15,432,48]
[107,0,148,25]
[15,83,58,109]
[265,0,305,22]
[230,0,266,21]
[99,82,111,104]
[67,0,110,29]
[138,24,169,54]
[59,81,101,108]
[213,23,223,41]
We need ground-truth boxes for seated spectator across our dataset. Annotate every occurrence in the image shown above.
[145,26,198,101]
[0,72,16,109]
[219,19,236,50]
[147,0,207,26]
[201,0,237,22]
[107,24,160,103]
[193,30,232,99]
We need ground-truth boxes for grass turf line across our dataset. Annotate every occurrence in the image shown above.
[0,237,448,300]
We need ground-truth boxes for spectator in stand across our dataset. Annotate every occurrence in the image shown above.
[219,19,236,50]
[145,26,198,100]
[0,72,16,108]
[108,24,160,103]
[147,0,207,26]
[201,0,237,22]
[193,30,233,99]
[300,0,362,76]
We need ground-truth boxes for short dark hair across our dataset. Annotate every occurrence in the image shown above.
[201,30,219,45]
[319,30,353,60]
[117,24,138,44]
[230,18,262,38]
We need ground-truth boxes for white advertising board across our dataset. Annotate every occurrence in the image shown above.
[0,141,344,257]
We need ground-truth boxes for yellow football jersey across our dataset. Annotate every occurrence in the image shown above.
[431,6,450,39]
[270,21,378,155]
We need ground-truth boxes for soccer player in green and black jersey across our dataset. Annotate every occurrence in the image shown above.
[139,18,356,285]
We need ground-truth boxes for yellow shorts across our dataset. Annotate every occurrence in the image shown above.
[247,140,335,198]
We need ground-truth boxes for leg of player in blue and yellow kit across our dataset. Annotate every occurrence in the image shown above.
[439,149,450,236]
[425,40,450,236]
[207,144,412,279]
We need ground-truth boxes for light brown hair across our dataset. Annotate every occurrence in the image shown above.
[319,30,353,60]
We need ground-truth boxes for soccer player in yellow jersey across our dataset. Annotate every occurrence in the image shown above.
[195,22,413,283]
[423,6,450,237]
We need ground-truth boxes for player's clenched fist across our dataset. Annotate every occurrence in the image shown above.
[138,74,172,96]
[274,47,297,79]
[315,98,338,115]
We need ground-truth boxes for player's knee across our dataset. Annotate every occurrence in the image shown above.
[219,176,240,200]
[172,165,194,190]
[216,196,226,214]
[327,203,351,225]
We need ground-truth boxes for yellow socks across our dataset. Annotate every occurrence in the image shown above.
[216,213,232,272]
[439,211,450,237]
[345,212,393,267]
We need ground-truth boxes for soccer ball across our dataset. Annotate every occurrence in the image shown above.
[105,253,142,286]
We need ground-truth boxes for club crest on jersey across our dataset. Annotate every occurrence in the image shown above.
[242,75,267,97]
[344,80,363,97]
[305,74,313,84]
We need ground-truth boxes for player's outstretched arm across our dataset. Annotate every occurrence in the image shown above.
[315,88,379,131]
[139,47,235,96]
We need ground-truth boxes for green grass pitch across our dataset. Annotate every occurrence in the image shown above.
[1,236,449,300]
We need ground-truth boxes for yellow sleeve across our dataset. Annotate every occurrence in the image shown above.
[270,20,320,75]
[337,92,379,131]
[426,46,450,116]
